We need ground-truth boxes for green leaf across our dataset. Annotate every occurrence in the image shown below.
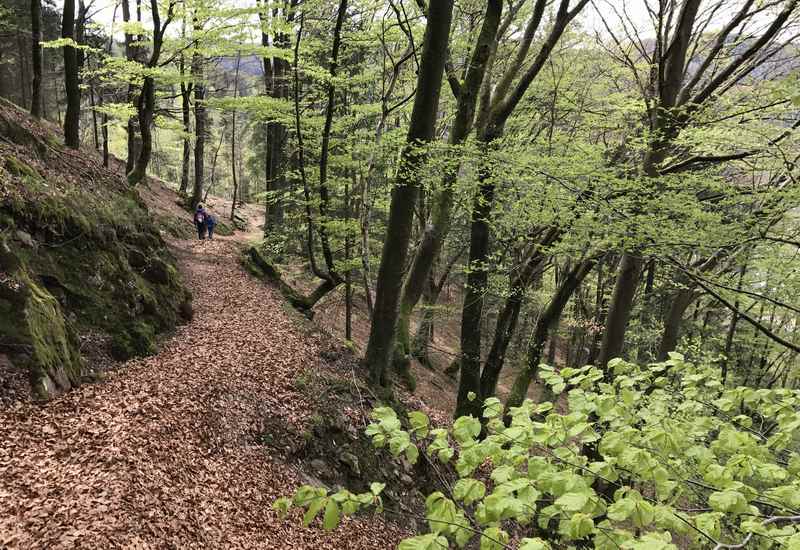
[708,490,749,515]
[481,527,509,550]
[370,482,386,496]
[555,491,590,512]
[409,411,430,437]
[453,416,482,445]
[607,498,636,522]
[405,443,420,464]
[322,499,340,531]
[453,479,486,505]
[483,397,503,419]
[562,513,595,539]
[398,534,450,550]
[519,538,551,550]
[468,391,477,401]
[303,496,326,527]
[272,497,291,519]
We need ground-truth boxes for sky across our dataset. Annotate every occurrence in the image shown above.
[56,0,656,42]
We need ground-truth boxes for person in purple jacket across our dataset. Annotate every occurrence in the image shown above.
[193,205,207,240]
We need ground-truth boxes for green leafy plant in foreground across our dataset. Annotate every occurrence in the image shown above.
[275,354,800,548]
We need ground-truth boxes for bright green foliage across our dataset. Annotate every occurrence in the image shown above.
[279,353,800,547]
[272,481,385,532]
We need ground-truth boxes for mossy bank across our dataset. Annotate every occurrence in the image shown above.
[0,100,192,400]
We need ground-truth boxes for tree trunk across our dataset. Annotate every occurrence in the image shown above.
[392,0,503,379]
[505,259,595,411]
[230,52,241,220]
[656,288,697,360]
[720,263,746,384]
[191,48,205,209]
[315,0,348,281]
[597,253,643,369]
[62,0,80,148]
[127,76,155,184]
[364,0,455,390]
[179,52,191,194]
[122,0,137,174]
[128,0,172,186]
[30,0,42,118]
[455,0,589,418]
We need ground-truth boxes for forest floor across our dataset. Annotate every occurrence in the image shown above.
[0,180,407,548]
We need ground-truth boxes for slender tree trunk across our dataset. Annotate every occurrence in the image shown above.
[30,0,42,118]
[455,0,589,418]
[89,79,99,149]
[62,0,80,148]
[18,31,29,109]
[505,259,595,411]
[364,0,455,390]
[230,51,241,220]
[179,78,191,194]
[191,48,205,209]
[315,0,349,281]
[128,0,172,186]
[122,0,137,174]
[345,180,353,341]
[721,263,746,384]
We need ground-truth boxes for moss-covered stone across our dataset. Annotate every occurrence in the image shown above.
[0,269,83,399]
[110,322,156,360]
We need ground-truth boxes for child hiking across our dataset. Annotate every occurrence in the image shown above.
[194,205,207,240]
[206,212,217,240]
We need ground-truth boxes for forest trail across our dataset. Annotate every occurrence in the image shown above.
[0,226,404,548]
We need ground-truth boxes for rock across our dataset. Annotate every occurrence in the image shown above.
[14,230,35,249]
[128,248,148,269]
[143,258,170,285]
[309,458,331,478]
[179,298,194,322]
[339,451,360,475]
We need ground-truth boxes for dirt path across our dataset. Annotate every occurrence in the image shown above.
[0,234,404,549]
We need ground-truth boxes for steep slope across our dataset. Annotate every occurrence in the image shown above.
[0,100,192,400]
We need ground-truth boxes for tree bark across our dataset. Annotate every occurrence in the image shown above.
[392,0,503,382]
[30,0,42,118]
[230,51,241,220]
[191,47,205,209]
[61,0,80,148]
[364,0,455,390]
[315,0,349,282]
[505,259,595,411]
[455,0,589,419]
[121,0,138,174]
[656,288,697,360]
[597,253,643,368]
[179,49,192,194]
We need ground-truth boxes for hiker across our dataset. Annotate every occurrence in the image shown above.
[194,205,207,240]
[206,212,217,240]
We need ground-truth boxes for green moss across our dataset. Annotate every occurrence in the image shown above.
[214,221,234,236]
[0,269,84,399]
[4,155,40,180]
[110,321,156,360]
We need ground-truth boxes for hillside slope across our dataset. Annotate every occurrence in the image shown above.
[0,100,192,400]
